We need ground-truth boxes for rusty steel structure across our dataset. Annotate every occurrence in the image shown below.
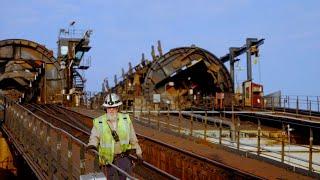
[111,42,234,110]
[143,46,233,98]
[0,39,62,103]
[0,27,92,105]
[103,39,266,111]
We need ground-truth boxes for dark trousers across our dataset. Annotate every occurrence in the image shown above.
[102,156,133,180]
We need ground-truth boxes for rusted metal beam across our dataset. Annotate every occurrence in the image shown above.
[220,38,265,63]
[0,39,63,103]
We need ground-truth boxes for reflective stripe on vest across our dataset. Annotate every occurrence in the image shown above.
[93,113,132,164]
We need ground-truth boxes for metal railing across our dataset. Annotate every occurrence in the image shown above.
[264,95,320,117]
[124,97,320,175]
[0,95,137,180]
[83,91,320,114]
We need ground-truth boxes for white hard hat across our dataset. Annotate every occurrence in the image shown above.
[102,93,122,108]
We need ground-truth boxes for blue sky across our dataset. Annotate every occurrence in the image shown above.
[1,0,319,96]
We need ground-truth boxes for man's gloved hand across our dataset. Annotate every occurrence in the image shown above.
[86,145,97,152]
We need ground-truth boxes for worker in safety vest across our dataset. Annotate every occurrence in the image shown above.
[87,93,142,179]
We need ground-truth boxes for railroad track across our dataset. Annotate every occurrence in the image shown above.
[25,104,90,143]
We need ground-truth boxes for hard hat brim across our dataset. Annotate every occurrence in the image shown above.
[102,101,122,108]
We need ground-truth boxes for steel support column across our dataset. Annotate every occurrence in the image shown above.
[246,38,258,81]
[229,48,235,92]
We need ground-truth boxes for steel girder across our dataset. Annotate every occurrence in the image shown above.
[0,39,64,102]
[142,46,233,98]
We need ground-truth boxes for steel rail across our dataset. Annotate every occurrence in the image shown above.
[25,104,90,136]
[47,104,92,131]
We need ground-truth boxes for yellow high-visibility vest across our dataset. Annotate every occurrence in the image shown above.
[93,113,132,164]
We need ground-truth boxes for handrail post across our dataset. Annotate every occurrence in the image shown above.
[178,110,181,134]
[237,116,240,150]
[272,97,274,112]
[148,102,151,126]
[232,96,235,128]
[317,96,320,112]
[281,124,285,163]
[167,105,170,129]
[283,96,286,113]
[157,108,160,131]
[309,100,312,120]
[190,111,193,137]
[296,96,299,117]
[309,128,313,172]
[257,119,261,156]
[219,120,222,144]
[204,111,207,141]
